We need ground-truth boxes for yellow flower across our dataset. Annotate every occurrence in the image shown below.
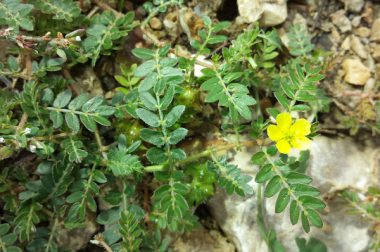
[267,112,312,154]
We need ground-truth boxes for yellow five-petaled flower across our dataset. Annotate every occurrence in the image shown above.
[267,112,312,154]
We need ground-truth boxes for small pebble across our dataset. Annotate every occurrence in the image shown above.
[331,10,352,33]
[370,18,380,42]
[350,35,367,58]
[372,44,380,62]
[354,27,370,38]
[342,58,371,85]
[150,17,162,30]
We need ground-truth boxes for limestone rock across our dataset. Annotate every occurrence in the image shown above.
[351,16,361,27]
[172,228,235,252]
[370,18,380,42]
[208,187,268,252]
[372,44,380,62]
[354,27,370,38]
[57,216,98,250]
[237,0,287,27]
[308,137,378,192]
[339,0,365,13]
[342,59,371,85]
[331,10,352,33]
[350,35,368,58]
[193,0,223,16]
[208,136,376,252]
[341,36,351,51]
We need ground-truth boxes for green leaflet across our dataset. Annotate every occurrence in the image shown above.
[119,209,144,251]
[65,165,106,228]
[0,223,22,252]
[83,11,135,66]
[152,177,191,231]
[48,90,115,133]
[201,69,256,121]
[209,157,253,196]
[61,138,88,163]
[287,25,314,57]
[108,149,143,176]
[275,60,329,112]
[254,148,325,232]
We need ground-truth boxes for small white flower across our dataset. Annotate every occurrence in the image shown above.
[0,137,4,143]
[75,36,81,42]
[23,128,31,135]
[29,144,37,153]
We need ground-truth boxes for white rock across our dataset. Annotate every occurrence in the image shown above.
[342,58,371,85]
[350,35,368,58]
[354,27,370,38]
[330,10,352,33]
[308,137,377,191]
[370,18,380,42]
[341,36,351,51]
[372,44,380,62]
[339,0,364,13]
[237,0,287,27]
[351,16,361,27]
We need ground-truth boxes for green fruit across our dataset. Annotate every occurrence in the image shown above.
[177,86,199,106]
[116,120,142,144]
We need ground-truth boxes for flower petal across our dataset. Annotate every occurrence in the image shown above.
[291,136,312,150]
[276,112,292,132]
[276,139,291,154]
[267,125,284,141]
[290,119,311,136]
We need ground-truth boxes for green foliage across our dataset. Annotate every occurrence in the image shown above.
[65,164,107,228]
[152,173,194,231]
[296,237,327,252]
[30,0,81,22]
[61,137,88,163]
[0,223,22,252]
[287,25,315,57]
[115,64,141,94]
[191,16,230,54]
[254,30,281,69]
[119,209,144,252]
[209,157,253,196]
[223,27,259,66]
[107,142,143,176]
[275,60,328,112]
[48,90,115,133]
[253,148,325,232]
[14,201,42,241]
[83,11,136,66]
[0,0,34,31]
[340,188,380,251]
[201,68,257,121]
[185,163,216,204]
